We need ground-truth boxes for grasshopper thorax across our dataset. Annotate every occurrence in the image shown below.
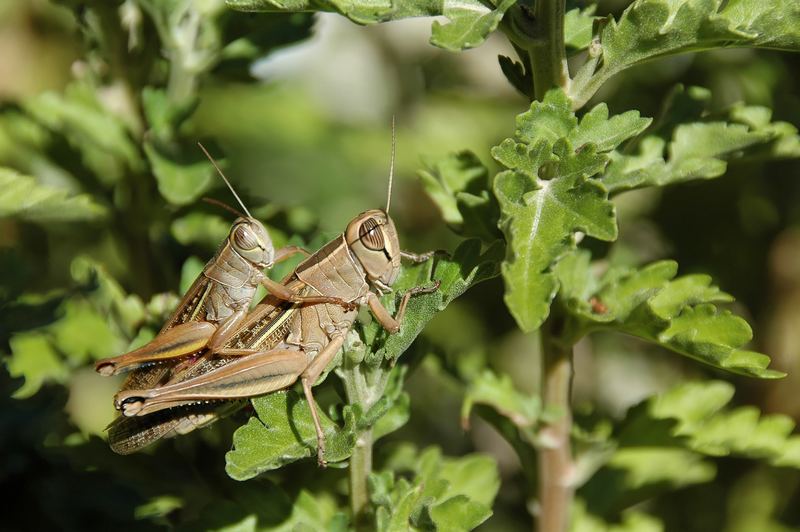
[345,209,401,292]
[229,217,275,267]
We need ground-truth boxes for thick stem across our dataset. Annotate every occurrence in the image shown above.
[349,427,373,529]
[527,0,570,100]
[537,318,574,532]
[339,360,389,530]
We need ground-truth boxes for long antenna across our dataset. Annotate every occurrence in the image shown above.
[386,115,396,213]
[202,197,246,219]
[197,142,252,218]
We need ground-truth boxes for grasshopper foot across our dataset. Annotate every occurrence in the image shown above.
[408,279,441,296]
[317,444,327,468]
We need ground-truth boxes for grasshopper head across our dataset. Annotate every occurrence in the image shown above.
[229,217,274,267]
[345,209,401,292]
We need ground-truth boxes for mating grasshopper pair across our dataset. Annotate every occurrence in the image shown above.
[96,138,438,465]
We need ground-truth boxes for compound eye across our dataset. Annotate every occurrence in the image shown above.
[233,225,259,250]
[358,217,384,251]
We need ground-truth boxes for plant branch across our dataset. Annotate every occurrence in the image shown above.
[538,317,574,532]
[528,0,570,100]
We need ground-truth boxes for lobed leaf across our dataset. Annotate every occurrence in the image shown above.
[493,90,649,331]
[570,0,800,107]
[570,499,664,532]
[555,250,782,378]
[0,168,107,222]
[582,381,800,514]
[564,6,599,51]
[461,369,541,444]
[417,151,501,242]
[225,390,358,480]
[604,86,800,193]
[370,446,498,531]
[144,141,216,206]
[227,0,514,51]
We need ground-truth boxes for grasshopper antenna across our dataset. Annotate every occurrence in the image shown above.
[202,197,247,219]
[385,115,396,214]
[197,142,252,218]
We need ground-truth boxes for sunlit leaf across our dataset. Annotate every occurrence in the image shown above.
[555,253,782,378]
[227,0,515,51]
[493,90,649,331]
[570,0,800,107]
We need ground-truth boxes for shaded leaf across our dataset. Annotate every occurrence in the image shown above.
[461,369,540,444]
[6,332,69,398]
[0,168,107,222]
[370,446,498,531]
[144,141,216,206]
[417,151,500,242]
[225,390,357,480]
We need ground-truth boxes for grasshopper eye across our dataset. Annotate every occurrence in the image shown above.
[233,225,259,250]
[358,217,385,251]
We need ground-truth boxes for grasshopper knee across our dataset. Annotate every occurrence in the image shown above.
[95,361,117,376]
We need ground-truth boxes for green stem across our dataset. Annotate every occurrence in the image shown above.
[339,360,389,530]
[349,427,374,529]
[538,317,574,532]
[527,0,570,100]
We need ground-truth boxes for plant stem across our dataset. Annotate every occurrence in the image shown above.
[528,0,570,100]
[349,427,373,529]
[538,318,574,532]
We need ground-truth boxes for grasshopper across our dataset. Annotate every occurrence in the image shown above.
[95,145,354,377]
[110,128,440,464]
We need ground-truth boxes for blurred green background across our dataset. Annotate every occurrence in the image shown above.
[2,0,800,530]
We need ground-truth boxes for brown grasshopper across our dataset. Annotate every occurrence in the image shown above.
[95,145,354,376]
[109,133,439,464]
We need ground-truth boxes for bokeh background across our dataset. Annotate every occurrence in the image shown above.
[2,0,800,530]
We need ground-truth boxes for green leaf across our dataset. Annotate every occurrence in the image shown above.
[604,85,800,193]
[556,258,782,378]
[22,83,142,184]
[571,499,664,532]
[0,168,107,222]
[370,446,498,531]
[493,90,650,331]
[226,0,514,51]
[6,332,70,398]
[225,390,357,480]
[417,151,500,242]
[564,6,599,51]
[461,369,540,443]
[369,238,501,365]
[430,0,516,51]
[584,381,800,514]
[570,0,800,107]
[622,381,800,466]
[144,141,216,206]
[171,212,231,250]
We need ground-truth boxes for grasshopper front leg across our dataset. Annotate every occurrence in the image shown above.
[365,281,441,333]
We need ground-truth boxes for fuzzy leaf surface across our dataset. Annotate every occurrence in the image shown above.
[227,0,514,51]
[370,446,498,531]
[604,86,800,192]
[570,0,800,107]
[556,250,782,378]
[492,90,649,331]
